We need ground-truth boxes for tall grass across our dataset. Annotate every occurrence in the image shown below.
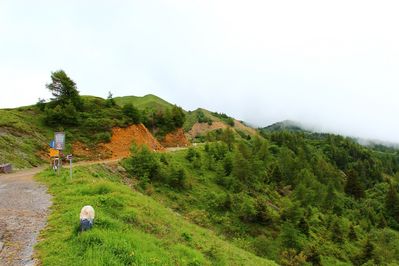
[35,164,276,266]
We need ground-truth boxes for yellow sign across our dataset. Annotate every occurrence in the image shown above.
[49,148,60,157]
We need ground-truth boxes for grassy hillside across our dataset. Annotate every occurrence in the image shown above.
[0,94,165,166]
[0,95,136,167]
[35,164,277,266]
[114,94,174,112]
[0,106,50,168]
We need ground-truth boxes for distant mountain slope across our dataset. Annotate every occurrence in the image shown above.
[185,108,258,140]
[184,108,224,131]
[262,120,399,150]
[261,120,308,133]
[114,94,174,112]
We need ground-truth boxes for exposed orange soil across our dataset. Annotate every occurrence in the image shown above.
[72,124,164,160]
[104,124,164,158]
[188,121,227,139]
[72,141,111,160]
[160,128,190,148]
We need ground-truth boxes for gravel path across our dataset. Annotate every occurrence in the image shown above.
[0,167,51,266]
[0,159,120,266]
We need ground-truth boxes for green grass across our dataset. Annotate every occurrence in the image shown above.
[0,106,51,168]
[35,164,277,266]
[114,94,174,112]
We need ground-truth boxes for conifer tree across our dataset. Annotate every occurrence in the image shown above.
[46,70,81,109]
[385,183,399,222]
[348,224,357,241]
[344,169,365,199]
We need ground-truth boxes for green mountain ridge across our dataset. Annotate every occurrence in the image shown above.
[114,94,174,112]
[261,120,309,133]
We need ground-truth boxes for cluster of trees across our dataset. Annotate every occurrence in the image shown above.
[211,111,235,126]
[124,144,189,190]
[142,105,185,137]
[196,110,213,125]
[125,128,399,265]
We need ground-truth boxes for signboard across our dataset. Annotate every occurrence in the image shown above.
[54,132,65,150]
[49,140,55,148]
[49,148,59,157]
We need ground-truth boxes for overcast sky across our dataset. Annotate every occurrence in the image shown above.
[1,0,399,143]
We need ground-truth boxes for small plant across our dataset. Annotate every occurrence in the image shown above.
[181,232,193,242]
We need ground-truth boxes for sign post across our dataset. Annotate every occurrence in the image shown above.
[54,132,65,175]
[50,139,55,149]
[54,132,65,150]
[67,154,73,178]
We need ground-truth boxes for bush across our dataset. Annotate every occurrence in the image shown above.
[44,102,79,126]
[169,166,188,189]
[36,98,46,111]
[197,110,212,124]
[83,117,113,132]
[185,147,199,162]
[278,223,306,252]
[142,105,186,137]
[95,132,112,143]
[253,235,279,260]
[122,103,141,124]
[128,145,160,181]
[233,193,257,222]
[226,117,235,127]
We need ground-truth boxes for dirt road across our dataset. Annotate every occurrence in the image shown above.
[0,166,50,266]
[0,159,121,266]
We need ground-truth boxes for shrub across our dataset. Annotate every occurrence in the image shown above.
[253,235,279,260]
[233,193,257,222]
[185,147,199,162]
[129,145,160,181]
[123,103,141,124]
[226,117,235,127]
[95,132,112,143]
[36,98,46,111]
[169,166,188,189]
[44,102,79,126]
[197,110,212,124]
[83,118,113,132]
